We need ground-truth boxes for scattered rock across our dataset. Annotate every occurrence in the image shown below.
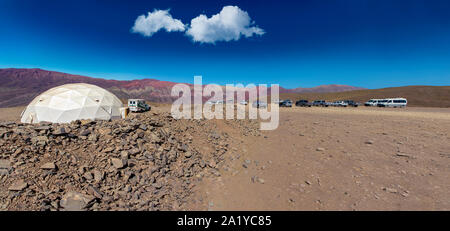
[93,170,104,182]
[83,172,93,181]
[80,120,95,126]
[383,187,398,193]
[32,136,49,146]
[129,148,140,156]
[40,162,57,170]
[98,128,112,135]
[395,153,415,159]
[8,180,28,191]
[400,191,410,197]
[80,129,91,137]
[34,126,50,132]
[111,158,127,169]
[87,186,103,199]
[120,151,129,159]
[103,147,114,153]
[60,191,95,211]
[0,159,10,175]
[52,127,68,136]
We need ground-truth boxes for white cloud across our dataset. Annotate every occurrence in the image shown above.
[186,6,265,43]
[131,9,185,37]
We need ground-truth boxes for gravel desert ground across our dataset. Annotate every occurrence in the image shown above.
[0,106,449,210]
[188,106,450,210]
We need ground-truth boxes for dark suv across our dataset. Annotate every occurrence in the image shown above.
[344,100,359,107]
[312,100,328,107]
[295,99,311,107]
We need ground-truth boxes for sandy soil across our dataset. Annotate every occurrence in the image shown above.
[0,107,24,122]
[189,106,450,210]
[1,106,449,210]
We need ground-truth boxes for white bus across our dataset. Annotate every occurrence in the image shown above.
[377,98,407,108]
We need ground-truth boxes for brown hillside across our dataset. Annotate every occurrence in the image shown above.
[0,68,365,107]
[280,86,450,108]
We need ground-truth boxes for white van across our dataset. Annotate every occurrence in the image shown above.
[128,99,150,112]
[377,98,407,108]
[364,99,382,106]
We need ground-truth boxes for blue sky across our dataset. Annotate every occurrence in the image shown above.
[1,0,450,89]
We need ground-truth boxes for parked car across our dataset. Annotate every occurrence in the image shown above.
[312,100,322,106]
[364,99,382,106]
[344,100,359,107]
[279,99,292,107]
[295,99,311,107]
[377,98,407,108]
[331,101,348,107]
[312,100,329,107]
[239,100,248,105]
[252,101,267,108]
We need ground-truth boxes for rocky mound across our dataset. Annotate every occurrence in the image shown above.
[0,111,260,211]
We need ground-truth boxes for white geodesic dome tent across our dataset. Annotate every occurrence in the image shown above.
[21,83,124,124]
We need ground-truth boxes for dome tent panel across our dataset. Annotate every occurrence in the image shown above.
[34,106,65,123]
[83,96,100,108]
[34,95,52,107]
[86,88,104,98]
[48,95,81,110]
[95,106,113,120]
[48,86,70,95]
[73,87,92,96]
[55,108,83,123]
[76,105,110,121]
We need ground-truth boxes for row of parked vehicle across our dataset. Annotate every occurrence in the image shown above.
[292,99,359,107]
[280,98,407,108]
[364,98,407,107]
[216,97,407,108]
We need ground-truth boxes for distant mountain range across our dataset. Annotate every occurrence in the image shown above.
[0,68,365,107]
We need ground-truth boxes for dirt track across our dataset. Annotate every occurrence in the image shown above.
[1,106,449,210]
[189,106,450,210]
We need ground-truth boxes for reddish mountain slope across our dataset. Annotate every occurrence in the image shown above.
[0,68,184,107]
[0,68,365,107]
